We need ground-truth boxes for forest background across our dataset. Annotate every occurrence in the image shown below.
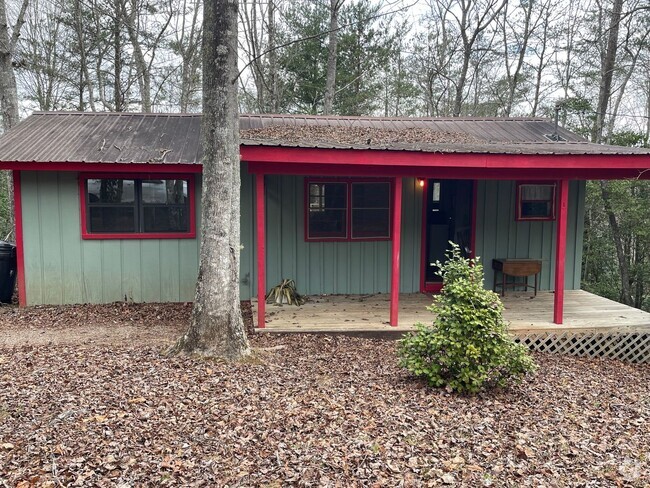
[1,0,648,310]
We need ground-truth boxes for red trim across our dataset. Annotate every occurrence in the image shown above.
[390,177,403,326]
[0,162,202,173]
[515,181,556,221]
[423,282,443,293]
[78,173,196,239]
[303,177,392,242]
[13,171,26,307]
[419,179,428,293]
[553,179,569,324]
[470,179,478,258]
[256,174,266,328]
[247,161,650,181]
[242,146,650,170]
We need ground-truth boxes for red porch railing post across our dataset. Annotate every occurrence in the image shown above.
[256,173,266,328]
[553,179,569,324]
[390,177,403,326]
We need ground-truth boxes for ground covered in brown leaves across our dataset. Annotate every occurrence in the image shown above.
[1,303,649,487]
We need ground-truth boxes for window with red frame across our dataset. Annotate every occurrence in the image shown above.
[82,176,194,238]
[516,182,556,221]
[306,180,391,241]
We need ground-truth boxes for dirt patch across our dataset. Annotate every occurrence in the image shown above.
[0,301,254,347]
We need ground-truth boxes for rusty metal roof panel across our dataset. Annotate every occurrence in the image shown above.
[1,112,649,166]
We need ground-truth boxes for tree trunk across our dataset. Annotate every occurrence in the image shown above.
[171,0,250,360]
[0,0,28,238]
[323,0,341,115]
[591,0,624,143]
[599,180,633,305]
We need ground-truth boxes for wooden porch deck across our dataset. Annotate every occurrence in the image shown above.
[252,290,650,335]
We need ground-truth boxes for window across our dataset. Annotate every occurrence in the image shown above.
[80,174,195,239]
[306,179,391,241]
[516,182,556,221]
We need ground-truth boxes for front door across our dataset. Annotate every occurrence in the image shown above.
[421,179,474,292]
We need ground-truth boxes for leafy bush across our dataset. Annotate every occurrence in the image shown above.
[398,243,536,393]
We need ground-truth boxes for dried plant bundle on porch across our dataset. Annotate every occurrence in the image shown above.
[265,279,306,306]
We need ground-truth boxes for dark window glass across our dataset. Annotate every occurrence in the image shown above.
[518,184,555,219]
[143,206,188,232]
[352,209,390,238]
[89,207,136,233]
[142,179,188,204]
[351,182,390,238]
[87,179,135,203]
[308,182,347,238]
[352,182,390,208]
[521,201,552,218]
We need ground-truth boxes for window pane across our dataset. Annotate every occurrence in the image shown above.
[309,182,346,209]
[352,209,390,238]
[521,184,553,200]
[89,207,136,233]
[143,206,188,232]
[308,209,346,238]
[142,179,188,204]
[87,179,135,204]
[521,201,552,218]
[352,182,390,208]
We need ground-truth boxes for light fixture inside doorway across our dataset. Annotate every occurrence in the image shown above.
[417,178,425,188]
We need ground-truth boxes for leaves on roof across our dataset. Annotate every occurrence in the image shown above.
[241,125,485,146]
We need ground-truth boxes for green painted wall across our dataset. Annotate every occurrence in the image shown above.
[474,180,585,291]
[20,171,201,305]
[239,173,423,298]
[20,170,585,305]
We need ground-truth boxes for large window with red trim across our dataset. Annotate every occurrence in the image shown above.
[306,179,391,241]
[80,174,196,239]
[516,182,556,221]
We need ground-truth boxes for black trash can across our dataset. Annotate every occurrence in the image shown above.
[0,241,17,303]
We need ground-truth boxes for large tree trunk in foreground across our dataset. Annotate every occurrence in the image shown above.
[0,0,28,239]
[171,0,250,359]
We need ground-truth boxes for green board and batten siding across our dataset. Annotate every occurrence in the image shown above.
[20,171,201,305]
[19,169,585,305]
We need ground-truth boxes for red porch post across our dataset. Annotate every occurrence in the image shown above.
[390,177,403,326]
[256,173,266,328]
[553,179,569,324]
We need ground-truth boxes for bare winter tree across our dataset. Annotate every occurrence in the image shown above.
[323,0,344,115]
[591,0,625,143]
[171,0,250,359]
[1,0,29,237]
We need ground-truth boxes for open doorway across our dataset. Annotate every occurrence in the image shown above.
[421,179,475,292]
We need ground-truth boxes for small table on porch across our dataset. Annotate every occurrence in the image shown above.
[492,259,542,297]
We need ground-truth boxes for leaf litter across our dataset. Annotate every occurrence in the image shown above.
[0,302,648,486]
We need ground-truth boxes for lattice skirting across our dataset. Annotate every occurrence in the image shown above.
[514,332,650,363]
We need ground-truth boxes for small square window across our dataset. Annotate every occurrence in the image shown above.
[517,182,556,221]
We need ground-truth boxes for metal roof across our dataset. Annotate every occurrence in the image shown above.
[0,112,649,165]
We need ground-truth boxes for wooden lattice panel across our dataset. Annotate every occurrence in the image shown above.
[514,332,650,363]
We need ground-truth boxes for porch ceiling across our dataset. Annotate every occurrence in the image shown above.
[252,290,650,335]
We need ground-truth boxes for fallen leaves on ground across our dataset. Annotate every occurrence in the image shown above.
[0,303,648,486]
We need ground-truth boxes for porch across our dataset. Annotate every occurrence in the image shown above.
[252,290,650,335]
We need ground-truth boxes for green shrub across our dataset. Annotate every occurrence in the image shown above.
[398,243,536,393]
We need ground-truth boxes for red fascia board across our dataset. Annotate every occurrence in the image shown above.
[241,146,650,170]
[0,161,203,173]
[247,161,650,180]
